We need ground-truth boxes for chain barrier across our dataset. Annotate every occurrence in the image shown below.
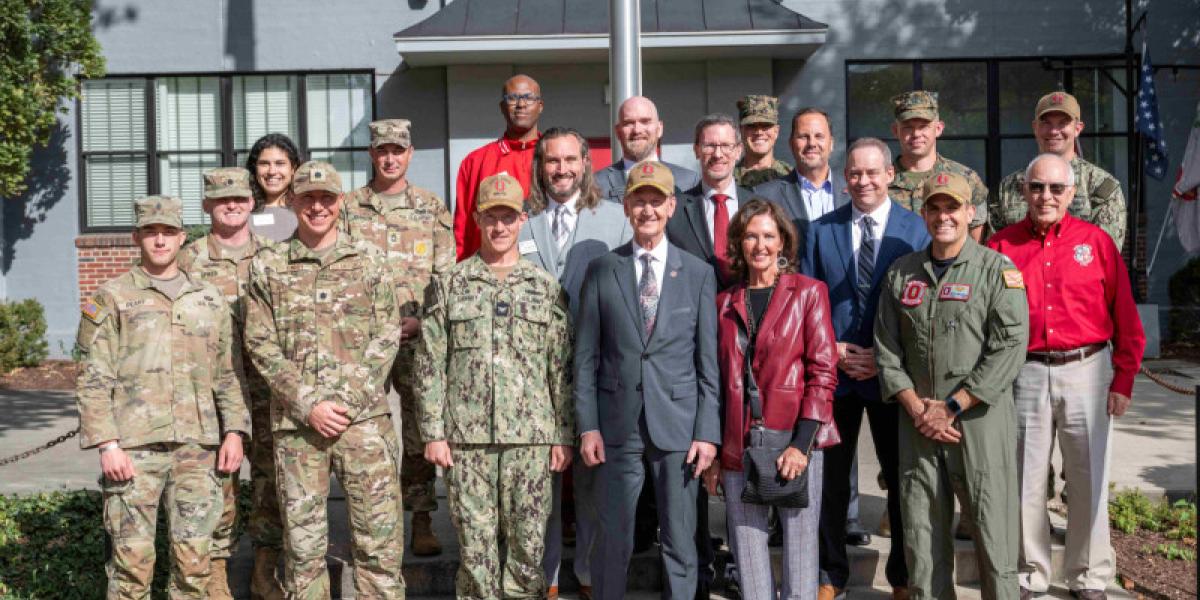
[1139,365,1198,396]
[0,427,79,467]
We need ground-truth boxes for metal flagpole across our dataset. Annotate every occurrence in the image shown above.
[610,0,642,155]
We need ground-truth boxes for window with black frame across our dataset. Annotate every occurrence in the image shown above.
[79,71,374,231]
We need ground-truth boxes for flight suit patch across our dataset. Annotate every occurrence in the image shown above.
[938,283,972,302]
[1003,269,1025,289]
[901,281,927,307]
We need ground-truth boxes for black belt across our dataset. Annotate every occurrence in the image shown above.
[1026,342,1107,366]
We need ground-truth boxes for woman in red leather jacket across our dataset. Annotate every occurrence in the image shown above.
[702,198,839,600]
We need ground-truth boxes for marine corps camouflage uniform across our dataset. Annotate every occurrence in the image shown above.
[77,196,250,598]
[341,178,454,516]
[735,94,794,189]
[890,154,989,227]
[991,157,1126,248]
[244,162,407,600]
[178,231,283,558]
[415,255,574,599]
[735,158,794,188]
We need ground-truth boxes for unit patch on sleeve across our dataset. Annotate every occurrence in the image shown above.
[1003,269,1025,289]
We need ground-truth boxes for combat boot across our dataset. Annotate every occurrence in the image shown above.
[411,511,443,556]
[250,547,285,600]
[207,558,234,600]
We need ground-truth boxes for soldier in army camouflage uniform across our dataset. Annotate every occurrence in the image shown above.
[76,195,250,600]
[991,91,1126,249]
[177,167,284,600]
[734,94,794,188]
[340,118,456,558]
[888,91,989,241]
[244,161,407,599]
[416,173,575,599]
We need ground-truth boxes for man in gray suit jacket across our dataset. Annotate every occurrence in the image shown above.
[576,160,720,600]
[595,96,700,204]
[517,127,631,595]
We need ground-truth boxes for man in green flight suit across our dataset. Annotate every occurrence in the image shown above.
[875,171,1030,600]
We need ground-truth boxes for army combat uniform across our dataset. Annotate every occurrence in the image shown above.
[991,157,1125,249]
[76,196,250,599]
[244,162,407,599]
[341,119,456,522]
[735,94,794,188]
[875,234,1029,599]
[415,174,575,599]
[178,168,285,571]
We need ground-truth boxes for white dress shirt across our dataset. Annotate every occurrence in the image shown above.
[800,170,836,220]
[701,180,739,243]
[632,235,669,292]
[549,191,580,246]
[851,199,892,286]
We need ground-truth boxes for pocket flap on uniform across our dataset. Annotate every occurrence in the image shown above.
[515,301,550,324]
[448,299,485,321]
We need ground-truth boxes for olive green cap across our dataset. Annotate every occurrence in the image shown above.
[134,195,184,229]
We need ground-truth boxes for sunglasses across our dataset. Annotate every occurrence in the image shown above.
[1027,181,1071,195]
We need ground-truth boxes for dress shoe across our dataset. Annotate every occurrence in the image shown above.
[577,585,593,600]
[818,584,842,600]
[846,530,871,546]
[877,511,892,537]
[1070,590,1106,600]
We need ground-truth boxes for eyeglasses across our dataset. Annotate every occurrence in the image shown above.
[699,143,738,155]
[1027,181,1071,195]
[502,93,542,105]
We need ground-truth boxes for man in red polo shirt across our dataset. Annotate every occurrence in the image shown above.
[453,74,543,260]
[988,153,1145,600]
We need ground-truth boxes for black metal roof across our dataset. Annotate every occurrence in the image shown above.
[396,0,827,38]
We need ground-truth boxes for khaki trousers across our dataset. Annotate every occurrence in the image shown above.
[1014,348,1115,592]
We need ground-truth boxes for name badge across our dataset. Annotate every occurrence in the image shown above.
[252,213,275,226]
[519,240,538,255]
[938,283,972,302]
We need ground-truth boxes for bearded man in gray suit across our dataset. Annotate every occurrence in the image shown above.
[518,127,631,597]
[596,96,700,203]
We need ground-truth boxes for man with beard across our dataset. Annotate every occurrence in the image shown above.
[733,94,794,188]
[518,127,631,598]
[596,96,700,203]
[454,74,544,260]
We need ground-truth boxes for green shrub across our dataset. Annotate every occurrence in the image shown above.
[0,299,48,373]
[1110,489,1197,561]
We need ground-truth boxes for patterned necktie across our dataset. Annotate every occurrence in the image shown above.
[711,193,731,278]
[639,253,659,336]
[856,215,876,309]
[553,204,570,250]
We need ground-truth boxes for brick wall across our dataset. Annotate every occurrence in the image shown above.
[75,234,138,303]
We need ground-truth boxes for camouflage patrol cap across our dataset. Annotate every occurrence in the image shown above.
[134,195,184,229]
[921,171,971,207]
[292,161,343,196]
[369,119,412,149]
[1034,91,1081,121]
[625,160,674,198]
[892,90,939,122]
[203,167,252,199]
[476,173,525,213]
[737,95,779,126]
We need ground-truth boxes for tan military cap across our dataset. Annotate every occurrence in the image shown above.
[1034,91,1081,121]
[134,195,184,229]
[737,95,779,126]
[370,119,412,149]
[476,173,525,213]
[292,161,343,196]
[625,160,675,198]
[892,90,939,122]
[921,171,972,207]
[203,167,252,199]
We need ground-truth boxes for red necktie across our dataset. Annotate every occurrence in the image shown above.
[711,193,731,277]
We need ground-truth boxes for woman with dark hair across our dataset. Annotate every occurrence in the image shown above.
[245,133,301,241]
[703,198,839,600]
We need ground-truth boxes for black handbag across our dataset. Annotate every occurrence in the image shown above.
[739,288,812,509]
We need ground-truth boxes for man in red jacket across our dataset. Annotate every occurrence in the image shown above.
[453,74,543,260]
[988,153,1145,600]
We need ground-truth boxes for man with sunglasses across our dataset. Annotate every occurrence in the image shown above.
[453,74,544,260]
[990,92,1126,248]
[988,153,1144,600]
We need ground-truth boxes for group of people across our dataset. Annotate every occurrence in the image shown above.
[75,72,1146,600]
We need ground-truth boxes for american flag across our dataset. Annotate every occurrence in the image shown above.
[1136,42,1170,180]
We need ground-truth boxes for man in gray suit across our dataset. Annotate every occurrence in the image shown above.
[518,127,631,597]
[596,96,700,203]
[576,160,721,600]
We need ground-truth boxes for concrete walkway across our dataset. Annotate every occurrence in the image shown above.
[1,359,1195,597]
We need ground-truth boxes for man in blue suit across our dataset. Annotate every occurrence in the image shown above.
[802,138,930,600]
[576,160,721,600]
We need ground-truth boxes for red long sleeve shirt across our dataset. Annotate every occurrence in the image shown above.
[988,214,1145,396]
[453,135,539,260]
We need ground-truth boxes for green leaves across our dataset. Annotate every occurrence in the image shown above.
[0,299,48,373]
[0,0,104,199]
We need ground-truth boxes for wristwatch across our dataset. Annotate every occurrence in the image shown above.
[944,397,963,417]
[99,441,120,454]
